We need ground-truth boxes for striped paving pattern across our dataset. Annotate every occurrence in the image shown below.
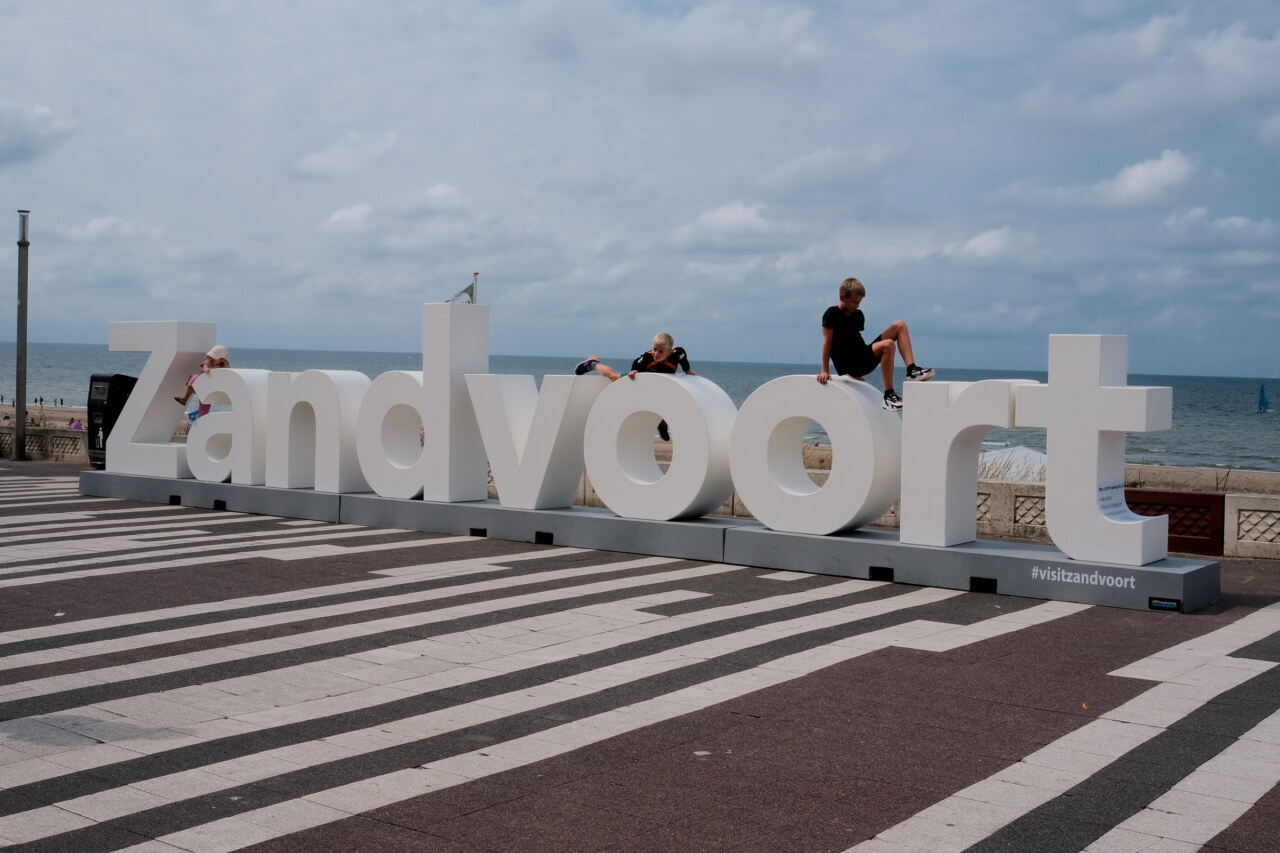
[1,470,1278,852]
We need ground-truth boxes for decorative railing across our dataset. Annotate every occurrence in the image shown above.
[0,426,90,461]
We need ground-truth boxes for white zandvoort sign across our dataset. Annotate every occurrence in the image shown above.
[106,305,1172,567]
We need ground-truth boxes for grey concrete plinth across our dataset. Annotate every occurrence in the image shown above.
[79,471,342,522]
[339,494,742,562]
[78,472,1219,612]
[723,526,1219,613]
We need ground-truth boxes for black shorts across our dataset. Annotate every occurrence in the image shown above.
[834,334,883,379]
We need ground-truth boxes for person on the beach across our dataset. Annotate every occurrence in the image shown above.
[817,276,934,411]
[174,345,230,418]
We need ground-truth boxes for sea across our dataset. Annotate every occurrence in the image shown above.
[2,341,1278,472]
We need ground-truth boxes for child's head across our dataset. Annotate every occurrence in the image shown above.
[839,277,865,300]
[652,332,674,359]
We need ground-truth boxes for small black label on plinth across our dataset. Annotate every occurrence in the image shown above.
[1149,597,1182,612]
[470,528,487,538]
[535,531,554,545]
[869,566,894,583]
[970,576,998,594]
[213,500,227,511]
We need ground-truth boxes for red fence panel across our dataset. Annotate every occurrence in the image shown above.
[1126,489,1225,557]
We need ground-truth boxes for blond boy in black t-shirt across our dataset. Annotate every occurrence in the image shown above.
[817,277,934,410]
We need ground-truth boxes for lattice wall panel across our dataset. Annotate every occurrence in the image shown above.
[1128,502,1211,538]
[1238,510,1280,544]
[1015,495,1046,527]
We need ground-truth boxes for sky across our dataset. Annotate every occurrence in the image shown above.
[1,1,1278,377]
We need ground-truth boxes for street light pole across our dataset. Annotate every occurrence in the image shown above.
[14,210,29,461]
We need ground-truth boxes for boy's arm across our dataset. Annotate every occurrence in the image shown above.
[628,351,649,380]
[675,347,696,375]
[818,327,835,385]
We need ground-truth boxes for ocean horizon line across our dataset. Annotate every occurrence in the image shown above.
[1,339,1276,383]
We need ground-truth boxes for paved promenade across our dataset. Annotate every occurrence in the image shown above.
[1,462,1278,852]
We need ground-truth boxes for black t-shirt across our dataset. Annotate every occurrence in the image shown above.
[631,347,693,374]
[823,305,867,372]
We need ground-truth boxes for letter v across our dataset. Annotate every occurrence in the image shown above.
[465,373,609,509]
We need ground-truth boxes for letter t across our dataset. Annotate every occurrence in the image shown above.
[1015,335,1171,566]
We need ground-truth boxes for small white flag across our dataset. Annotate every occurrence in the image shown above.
[446,272,479,304]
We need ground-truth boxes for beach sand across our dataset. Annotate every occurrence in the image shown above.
[0,402,88,429]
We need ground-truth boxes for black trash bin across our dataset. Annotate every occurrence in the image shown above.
[87,373,138,469]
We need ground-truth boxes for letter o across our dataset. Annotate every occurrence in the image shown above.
[583,374,736,520]
[730,376,900,535]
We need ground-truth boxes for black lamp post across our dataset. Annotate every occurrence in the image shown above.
[14,210,29,461]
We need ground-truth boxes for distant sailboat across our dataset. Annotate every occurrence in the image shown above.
[1260,384,1272,413]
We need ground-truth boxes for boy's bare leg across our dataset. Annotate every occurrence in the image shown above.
[595,363,620,382]
[879,320,917,367]
[873,338,898,389]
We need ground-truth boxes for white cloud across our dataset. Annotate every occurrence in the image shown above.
[1000,150,1194,207]
[637,3,823,68]
[322,203,372,235]
[685,256,764,282]
[523,1,823,78]
[944,226,1032,260]
[1098,150,1195,205]
[1163,207,1209,232]
[1130,13,1186,58]
[397,183,465,215]
[1212,215,1278,239]
[1021,19,1280,128]
[672,202,784,249]
[292,132,398,177]
[65,216,163,241]
[0,104,77,167]
[697,202,771,234]
[379,217,486,252]
[1068,13,1188,68]
[1164,207,1277,243]
[756,145,896,193]
[828,226,940,268]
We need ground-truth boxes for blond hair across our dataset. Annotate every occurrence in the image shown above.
[839,277,865,299]
[653,332,674,350]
